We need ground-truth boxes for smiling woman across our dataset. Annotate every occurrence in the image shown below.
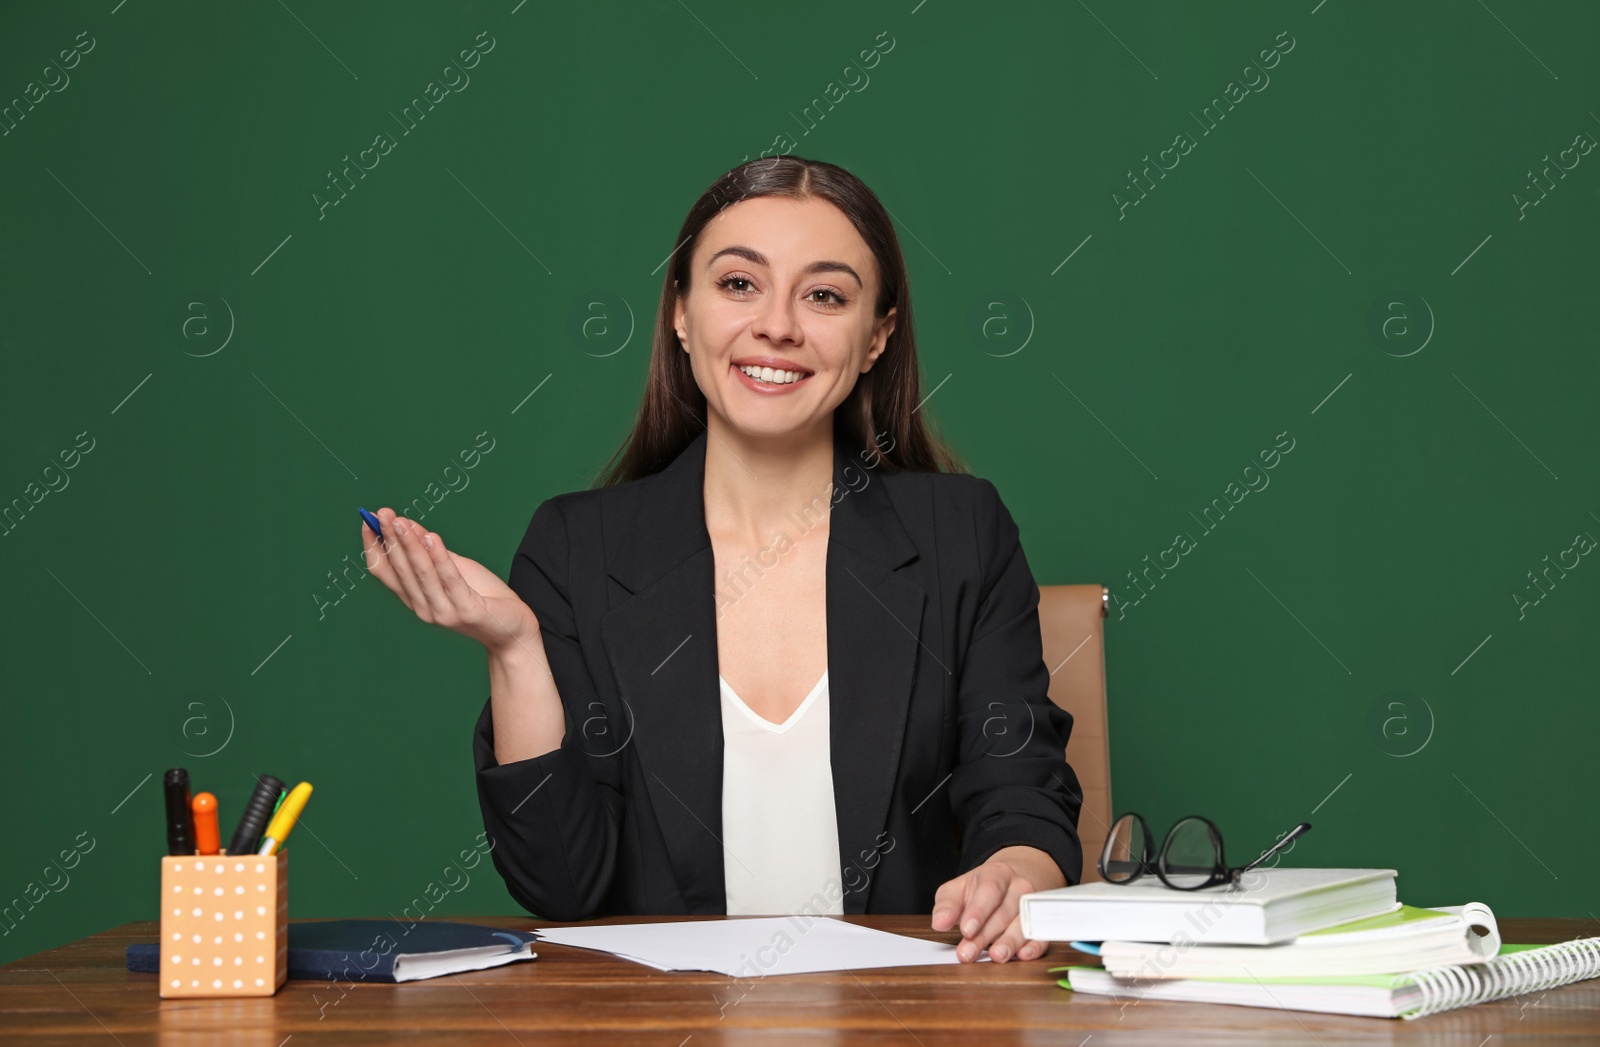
[361,156,1084,968]
[598,158,959,483]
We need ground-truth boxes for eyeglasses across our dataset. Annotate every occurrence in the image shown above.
[1098,813,1312,891]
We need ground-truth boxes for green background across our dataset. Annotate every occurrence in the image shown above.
[2,0,1596,966]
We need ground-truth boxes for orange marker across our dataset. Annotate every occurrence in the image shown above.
[191,792,221,855]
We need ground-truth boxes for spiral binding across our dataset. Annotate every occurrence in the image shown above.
[1401,936,1600,1019]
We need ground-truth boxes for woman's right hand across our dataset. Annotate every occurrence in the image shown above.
[362,507,540,658]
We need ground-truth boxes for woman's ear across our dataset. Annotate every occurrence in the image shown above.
[861,306,897,372]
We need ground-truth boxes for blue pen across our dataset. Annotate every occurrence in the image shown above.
[358,507,385,545]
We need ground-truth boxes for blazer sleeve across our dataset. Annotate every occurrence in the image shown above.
[471,496,625,920]
[946,478,1086,886]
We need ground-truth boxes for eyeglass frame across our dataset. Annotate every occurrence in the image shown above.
[1097,812,1312,891]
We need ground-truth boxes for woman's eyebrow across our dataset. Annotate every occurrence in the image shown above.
[705,245,862,288]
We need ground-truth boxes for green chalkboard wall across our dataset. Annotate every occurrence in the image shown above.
[3,0,1596,965]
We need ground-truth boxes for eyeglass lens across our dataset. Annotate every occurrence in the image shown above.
[1157,816,1225,890]
[1101,813,1149,883]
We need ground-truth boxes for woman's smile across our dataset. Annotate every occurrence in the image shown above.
[729,357,815,396]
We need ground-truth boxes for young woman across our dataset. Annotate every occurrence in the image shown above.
[362,156,1083,964]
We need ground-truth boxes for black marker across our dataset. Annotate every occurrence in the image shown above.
[164,768,194,856]
[229,774,285,857]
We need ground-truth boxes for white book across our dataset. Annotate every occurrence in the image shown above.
[1019,868,1398,946]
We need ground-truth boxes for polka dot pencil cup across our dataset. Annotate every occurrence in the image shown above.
[158,852,288,997]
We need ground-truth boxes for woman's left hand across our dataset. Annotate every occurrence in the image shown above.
[931,845,1064,963]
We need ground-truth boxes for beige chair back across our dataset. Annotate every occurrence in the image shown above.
[1037,584,1113,883]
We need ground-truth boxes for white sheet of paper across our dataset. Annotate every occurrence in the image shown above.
[534,916,980,976]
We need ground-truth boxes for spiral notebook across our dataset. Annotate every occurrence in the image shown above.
[1056,936,1600,1019]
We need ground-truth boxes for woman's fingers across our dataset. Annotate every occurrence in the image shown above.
[367,508,454,625]
[362,508,413,603]
[385,517,431,614]
[956,868,1008,953]
[1016,938,1051,962]
[932,864,1050,963]
[374,508,411,582]
[985,914,1032,964]
[362,507,540,654]
[398,520,455,622]
[934,864,1010,961]
[974,878,1033,961]
[422,528,497,630]
[422,527,473,605]
[930,874,969,933]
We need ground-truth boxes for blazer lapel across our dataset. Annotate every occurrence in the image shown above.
[599,428,927,915]
[600,431,726,913]
[825,443,927,914]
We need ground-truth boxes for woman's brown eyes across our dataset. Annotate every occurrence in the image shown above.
[715,277,847,307]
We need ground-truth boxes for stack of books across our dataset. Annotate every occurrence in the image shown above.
[1019,868,1600,1020]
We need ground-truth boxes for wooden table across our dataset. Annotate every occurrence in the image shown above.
[2,916,1597,1045]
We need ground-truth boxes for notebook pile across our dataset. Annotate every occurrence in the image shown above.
[1020,868,1600,1020]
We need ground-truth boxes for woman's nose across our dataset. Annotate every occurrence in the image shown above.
[749,293,800,343]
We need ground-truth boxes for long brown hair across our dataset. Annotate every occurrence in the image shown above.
[591,155,967,487]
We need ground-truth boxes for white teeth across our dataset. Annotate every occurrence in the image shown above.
[737,364,808,385]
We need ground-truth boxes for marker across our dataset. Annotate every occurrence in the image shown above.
[228,774,285,858]
[358,507,385,545]
[164,769,194,856]
[192,792,221,856]
[257,782,312,856]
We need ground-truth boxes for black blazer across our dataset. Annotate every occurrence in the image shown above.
[472,429,1083,920]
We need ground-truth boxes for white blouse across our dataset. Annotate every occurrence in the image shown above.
[719,669,844,916]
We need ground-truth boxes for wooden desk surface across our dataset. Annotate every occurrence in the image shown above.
[2,915,1596,1045]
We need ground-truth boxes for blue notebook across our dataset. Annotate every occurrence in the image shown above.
[126,919,538,983]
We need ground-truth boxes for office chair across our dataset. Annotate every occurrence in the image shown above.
[1037,584,1113,884]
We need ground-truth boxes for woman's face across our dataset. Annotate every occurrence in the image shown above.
[673,195,896,441]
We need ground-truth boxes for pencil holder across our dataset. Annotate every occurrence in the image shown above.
[158,851,288,998]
